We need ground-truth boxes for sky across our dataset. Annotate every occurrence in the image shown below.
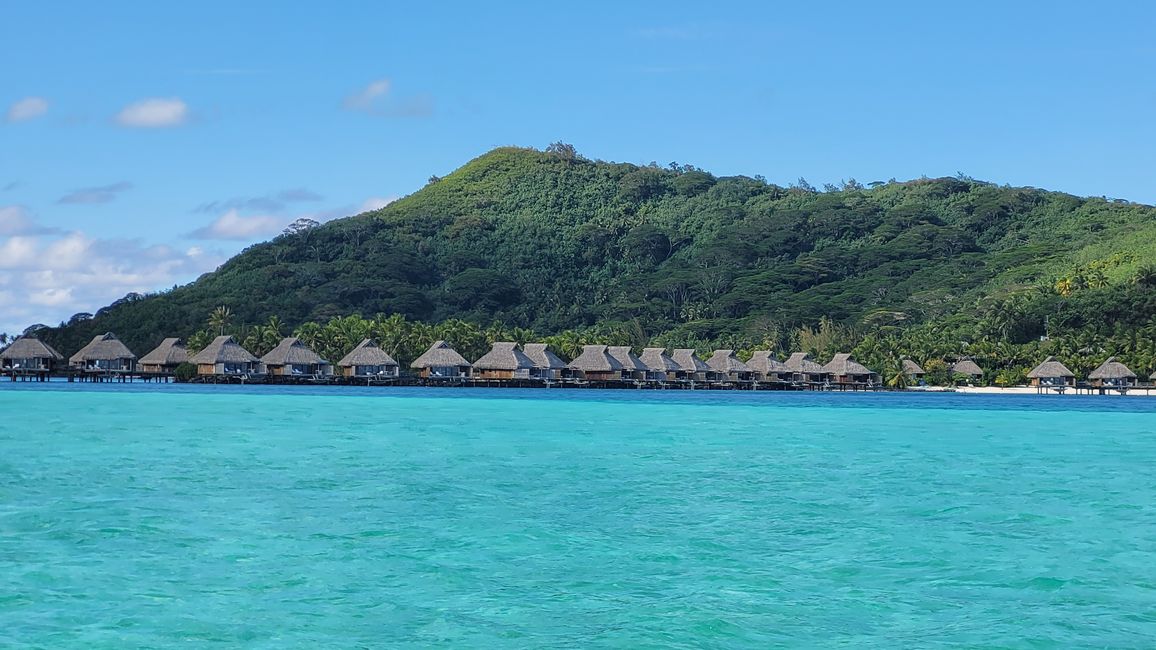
[2,1,1155,334]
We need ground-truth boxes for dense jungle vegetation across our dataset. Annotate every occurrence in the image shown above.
[28,145,1156,383]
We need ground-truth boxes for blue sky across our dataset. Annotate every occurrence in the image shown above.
[2,1,1155,333]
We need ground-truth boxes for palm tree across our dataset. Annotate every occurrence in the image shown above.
[1133,265,1156,288]
[885,363,909,389]
[208,306,233,335]
[1086,269,1109,289]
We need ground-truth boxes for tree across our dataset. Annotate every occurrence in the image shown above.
[208,306,233,335]
[791,177,816,192]
[1134,265,1156,288]
[545,141,578,160]
[283,218,320,237]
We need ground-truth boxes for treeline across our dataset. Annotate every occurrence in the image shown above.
[173,307,1156,388]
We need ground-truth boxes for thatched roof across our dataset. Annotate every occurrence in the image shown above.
[338,339,397,367]
[261,337,327,366]
[902,358,925,375]
[1027,356,1075,378]
[822,353,873,376]
[189,335,259,364]
[747,351,786,374]
[672,349,710,372]
[608,346,648,371]
[473,342,534,371]
[0,336,63,361]
[411,340,470,369]
[707,349,751,373]
[568,345,623,372]
[138,338,187,366]
[950,359,983,376]
[70,332,136,363]
[523,343,567,369]
[1088,357,1136,380]
[784,352,823,374]
[640,347,681,372]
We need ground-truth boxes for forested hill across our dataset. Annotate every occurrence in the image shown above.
[39,146,1156,358]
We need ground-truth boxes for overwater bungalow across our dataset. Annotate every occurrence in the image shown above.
[949,358,984,383]
[472,342,535,380]
[784,352,826,384]
[707,350,754,383]
[69,332,137,373]
[747,351,790,383]
[1027,356,1075,388]
[0,336,64,375]
[337,339,399,379]
[823,353,878,386]
[608,346,651,381]
[138,338,188,374]
[522,343,569,381]
[640,347,681,383]
[671,349,716,382]
[261,337,331,377]
[902,358,925,382]
[568,345,625,382]
[189,335,262,377]
[411,340,471,380]
[1088,357,1137,388]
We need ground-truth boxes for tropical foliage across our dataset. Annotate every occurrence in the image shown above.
[30,145,1156,383]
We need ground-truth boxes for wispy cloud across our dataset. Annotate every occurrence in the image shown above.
[193,188,323,214]
[359,196,397,212]
[343,78,392,111]
[184,68,263,76]
[115,97,189,128]
[0,205,59,236]
[57,181,133,205]
[342,78,433,118]
[186,209,283,240]
[2,181,19,192]
[632,64,714,74]
[5,97,49,123]
[635,26,705,40]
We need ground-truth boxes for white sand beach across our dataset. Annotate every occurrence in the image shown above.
[954,386,1156,397]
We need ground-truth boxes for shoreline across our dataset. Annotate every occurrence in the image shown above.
[955,385,1156,397]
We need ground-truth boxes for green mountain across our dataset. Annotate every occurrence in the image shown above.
[38,146,1156,371]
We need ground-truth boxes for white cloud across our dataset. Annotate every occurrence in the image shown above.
[187,209,283,240]
[0,236,41,268]
[5,97,49,123]
[343,78,391,111]
[115,97,189,128]
[359,196,397,212]
[0,205,57,236]
[0,230,226,333]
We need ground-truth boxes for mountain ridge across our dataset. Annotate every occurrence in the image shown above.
[34,146,1156,368]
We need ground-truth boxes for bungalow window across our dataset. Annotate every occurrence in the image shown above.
[223,361,247,374]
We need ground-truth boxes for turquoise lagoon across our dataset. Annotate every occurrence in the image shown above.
[2,385,1156,648]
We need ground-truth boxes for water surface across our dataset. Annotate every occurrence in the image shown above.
[2,385,1155,647]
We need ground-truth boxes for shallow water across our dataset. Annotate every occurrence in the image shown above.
[2,385,1155,647]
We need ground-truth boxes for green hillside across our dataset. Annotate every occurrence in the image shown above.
[36,145,1156,379]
